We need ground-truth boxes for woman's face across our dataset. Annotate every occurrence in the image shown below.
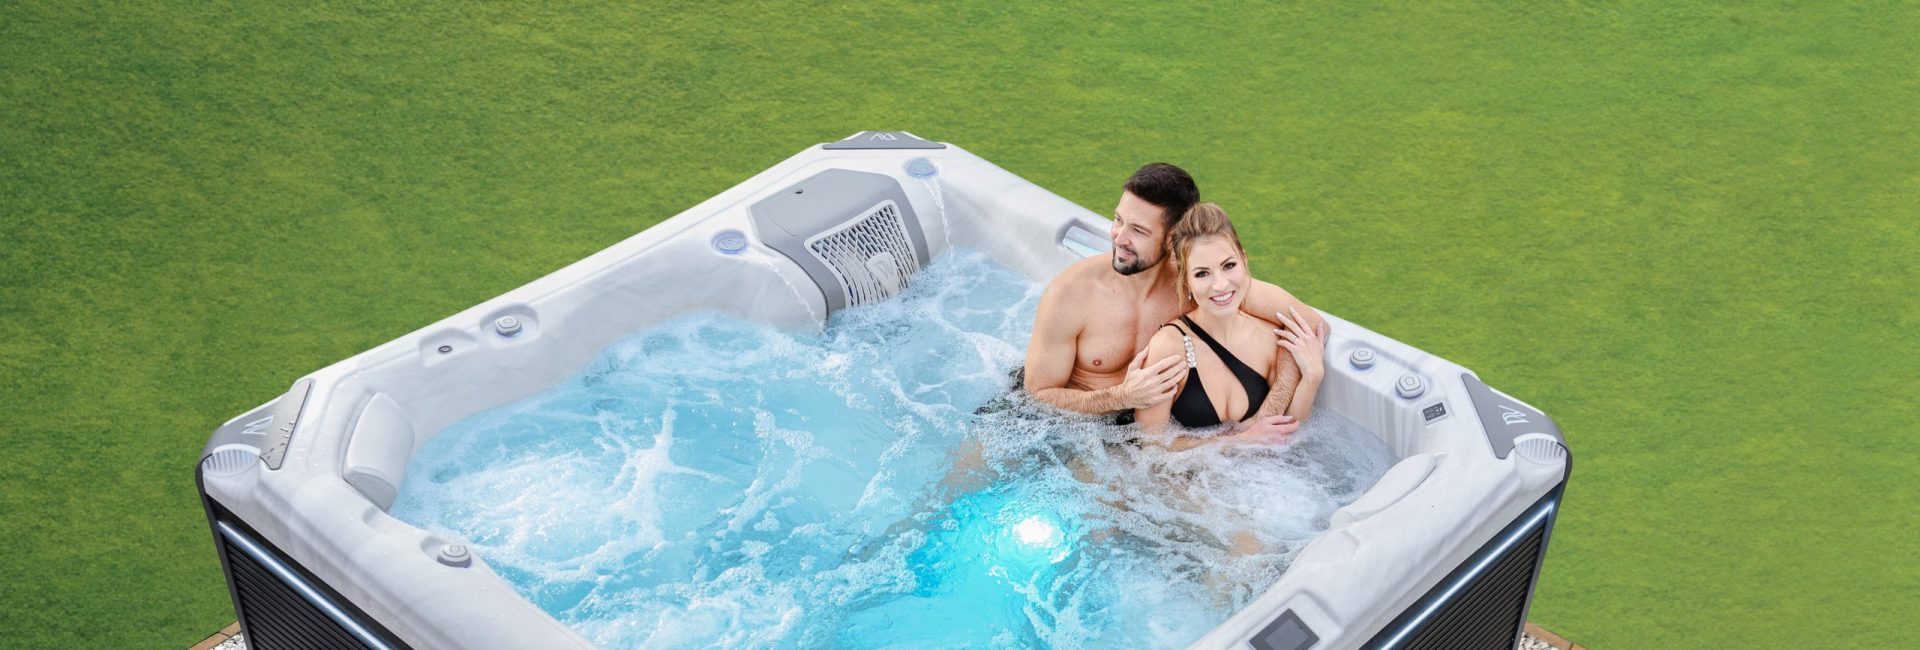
[1183,236,1249,316]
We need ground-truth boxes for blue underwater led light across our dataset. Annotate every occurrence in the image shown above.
[1013,515,1062,547]
[902,485,1087,596]
[981,504,1076,577]
[1000,513,1070,565]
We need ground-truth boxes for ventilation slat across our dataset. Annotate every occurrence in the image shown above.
[232,553,331,640]
[220,522,383,650]
[1359,495,1558,650]
[236,572,347,649]
[1396,526,1544,649]
[228,544,373,650]
[1430,553,1525,638]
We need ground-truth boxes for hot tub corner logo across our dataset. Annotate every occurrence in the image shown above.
[241,415,275,437]
[1499,405,1530,426]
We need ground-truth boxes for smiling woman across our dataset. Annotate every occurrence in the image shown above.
[1134,202,1327,435]
[194,134,1569,649]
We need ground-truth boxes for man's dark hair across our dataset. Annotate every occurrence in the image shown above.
[1122,163,1201,229]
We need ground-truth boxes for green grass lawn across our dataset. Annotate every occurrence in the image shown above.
[3,2,1914,648]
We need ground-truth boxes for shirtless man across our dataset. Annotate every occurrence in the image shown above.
[1023,163,1325,437]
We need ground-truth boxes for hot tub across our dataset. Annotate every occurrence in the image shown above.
[197,131,1570,650]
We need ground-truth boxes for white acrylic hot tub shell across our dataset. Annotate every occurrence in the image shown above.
[199,134,1567,650]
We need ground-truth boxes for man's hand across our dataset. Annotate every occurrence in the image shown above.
[1119,347,1184,410]
[1234,414,1299,444]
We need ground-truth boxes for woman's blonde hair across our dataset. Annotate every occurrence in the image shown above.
[1170,202,1247,297]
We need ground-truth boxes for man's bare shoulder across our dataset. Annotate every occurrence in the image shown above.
[1041,256,1113,301]
[1032,256,1112,340]
[1251,276,1304,303]
[1248,277,1325,327]
[1062,255,1114,286]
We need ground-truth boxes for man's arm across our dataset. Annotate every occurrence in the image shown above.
[1261,345,1304,419]
[1023,279,1128,414]
[1271,306,1326,422]
[1239,279,1327,423]
[1241,278,1326,338]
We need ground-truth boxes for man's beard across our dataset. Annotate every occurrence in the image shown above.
[1112,248,1157,276]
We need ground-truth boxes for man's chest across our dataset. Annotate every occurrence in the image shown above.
[1074,294,1182,371]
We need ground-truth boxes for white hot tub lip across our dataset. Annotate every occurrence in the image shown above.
[199,132,1570,650]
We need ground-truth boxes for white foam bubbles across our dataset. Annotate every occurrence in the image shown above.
[390,249,1397,648]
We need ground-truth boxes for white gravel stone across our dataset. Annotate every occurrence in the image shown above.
[211,632,246,650]
[1518,632,1556,649]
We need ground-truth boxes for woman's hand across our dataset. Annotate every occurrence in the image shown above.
[1275,307,1328,383]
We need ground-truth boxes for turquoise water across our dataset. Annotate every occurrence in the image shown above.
[391,250,1397,649]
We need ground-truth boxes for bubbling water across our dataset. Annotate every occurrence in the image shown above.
[391,249,1397,649]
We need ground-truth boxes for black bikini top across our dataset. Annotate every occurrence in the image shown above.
[1160,315,1271,428]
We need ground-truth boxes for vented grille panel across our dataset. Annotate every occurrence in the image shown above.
[224,536,377,650]
[805,202,920,308]
[1394,525,1545,650]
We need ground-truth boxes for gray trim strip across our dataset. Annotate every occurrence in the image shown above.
[1459,373,1560,459]
[217,520,398,650]
[203,379,313,470]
